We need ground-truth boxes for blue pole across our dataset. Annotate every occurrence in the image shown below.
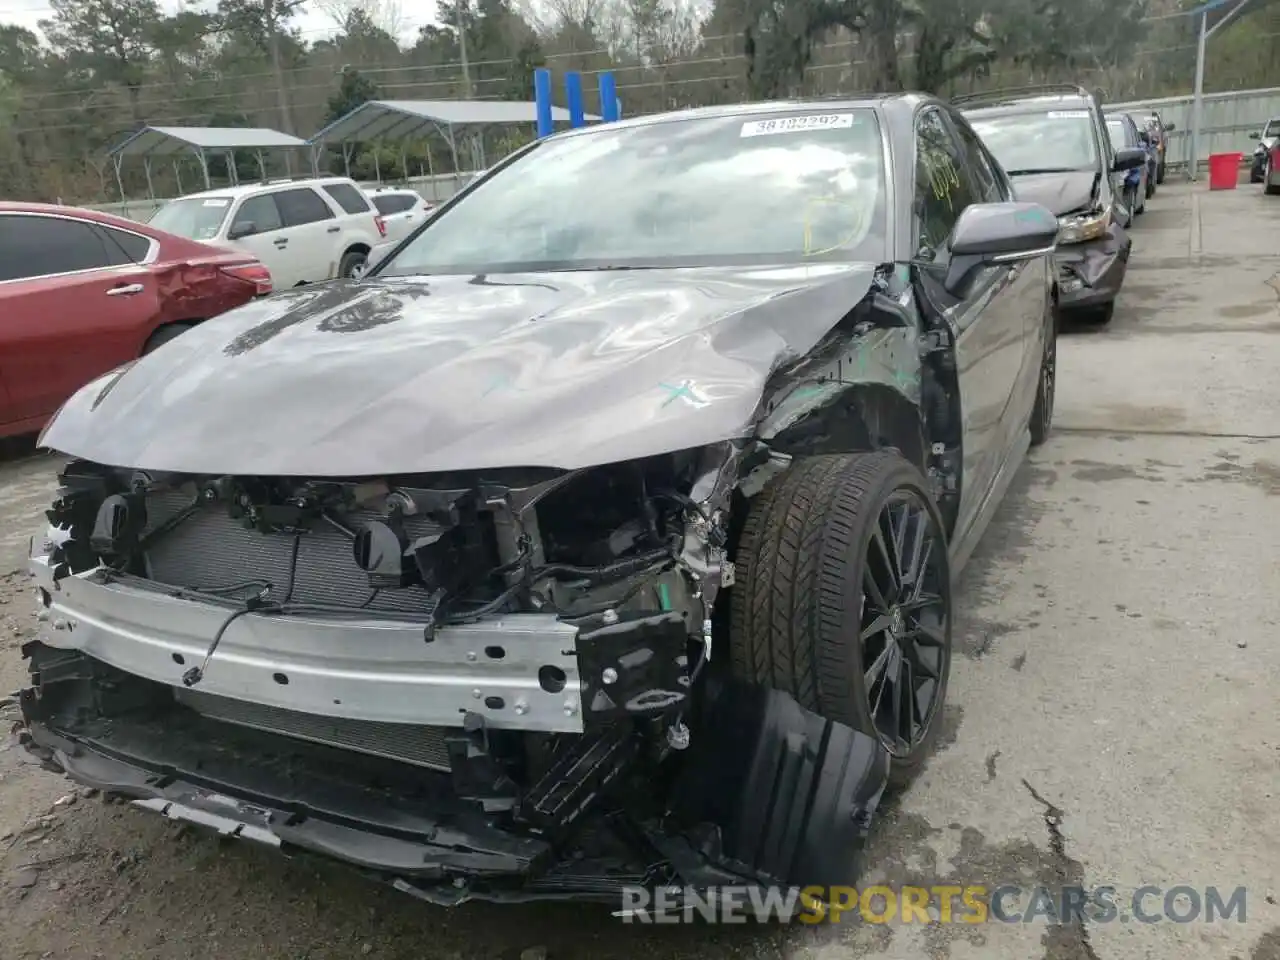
[565,71,584,128]
[533,68,553,138]
[598,72,618,123]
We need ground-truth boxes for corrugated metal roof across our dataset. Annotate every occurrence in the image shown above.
[107,126,309,158]
[309,99,601,144]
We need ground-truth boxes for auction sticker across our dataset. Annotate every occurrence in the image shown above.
[202,198,231,206]
[741,114,855,137]
[1046,111,1090,119]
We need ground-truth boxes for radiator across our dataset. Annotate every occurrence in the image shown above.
[175,688,454,772]
[142,490,441,615]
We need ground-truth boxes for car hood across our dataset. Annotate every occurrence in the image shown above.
[1009,170,1098,216]
[40,264,880,476]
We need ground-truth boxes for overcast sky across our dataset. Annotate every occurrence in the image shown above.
[0,0,437,45]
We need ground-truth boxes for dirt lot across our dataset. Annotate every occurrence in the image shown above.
[1,180,1278,960]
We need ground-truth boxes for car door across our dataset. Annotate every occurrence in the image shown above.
[950,110,1049,457]
[226,194,297,287]
[0,212,162,424]
[912,108,1026,547]
[272,187,341,283]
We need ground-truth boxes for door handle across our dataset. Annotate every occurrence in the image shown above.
[106,283,144,296]
[327,226,340,233]
[273,238,289,247]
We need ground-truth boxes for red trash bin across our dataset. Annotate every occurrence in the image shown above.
[1207,152,1243,190]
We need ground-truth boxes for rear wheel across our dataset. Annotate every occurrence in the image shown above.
[729,452,952,789]
[142,323,193,355]
[338,249,369,278]
[1030,300,1057,447]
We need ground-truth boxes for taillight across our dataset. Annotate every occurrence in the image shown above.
[374,215,387,237]
[221,263,273,295]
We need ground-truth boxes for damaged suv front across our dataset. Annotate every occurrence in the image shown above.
[17,103,920,907]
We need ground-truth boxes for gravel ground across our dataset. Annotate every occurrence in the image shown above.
[1,180,1278,960]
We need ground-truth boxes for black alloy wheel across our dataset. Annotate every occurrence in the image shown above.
[858,490,951,758]
[729,452,954,788]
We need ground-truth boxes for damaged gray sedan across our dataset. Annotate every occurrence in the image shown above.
[19,94,1059,907]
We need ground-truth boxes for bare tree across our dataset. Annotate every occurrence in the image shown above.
[313,0,408,36]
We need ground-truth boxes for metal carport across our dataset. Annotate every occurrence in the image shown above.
[104,126,312,196]
[307,100,601,181]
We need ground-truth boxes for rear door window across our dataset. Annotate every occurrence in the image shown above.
[322,182,372,215]
[100,226,153,263]
[231,195,284,237]
[0,214,120,282]
[275,187,337,227]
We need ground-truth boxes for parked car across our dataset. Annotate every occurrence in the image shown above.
[1248,117,1280,183]
[959,84,1147,325]
[1262,138,1280,195]
[1144,112,1175,184]
[23,94,1061,907]
[147,176,396,288]
[1105,112,1151,221]
[363,185,434,244]
[0,201,269,441]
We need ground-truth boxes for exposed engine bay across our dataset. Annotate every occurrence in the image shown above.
[21,442,890,905]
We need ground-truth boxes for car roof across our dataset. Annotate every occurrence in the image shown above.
[166,177,361,202]
[962,93,1096,118]
[0,200,156,233]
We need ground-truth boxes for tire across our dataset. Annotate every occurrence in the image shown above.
[1090,301,1116,325]
[1156,160,1166,185]
[338,249,369,279]
[1124,185,1138,225]
[1145,173,1155,199]
[1030,300,1057,447]
[142,323,193,355]
[729,452,953,790]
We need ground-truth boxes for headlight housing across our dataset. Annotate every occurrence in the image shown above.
[1057,206,1110,245]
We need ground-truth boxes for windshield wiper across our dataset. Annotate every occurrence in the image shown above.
[1004,167,1083,176]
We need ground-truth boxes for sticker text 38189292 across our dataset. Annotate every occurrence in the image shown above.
[740,114,856,138]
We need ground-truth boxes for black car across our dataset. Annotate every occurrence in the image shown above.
[1144,112,1175,185]
[21,95,1059,909]
[959,85,1148,325]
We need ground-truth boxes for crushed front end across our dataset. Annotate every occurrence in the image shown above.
[19,448,889,906]
[1053,214,1131,310]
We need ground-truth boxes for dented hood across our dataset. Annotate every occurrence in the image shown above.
[1009,170,1098,217]
[41,265,879,476]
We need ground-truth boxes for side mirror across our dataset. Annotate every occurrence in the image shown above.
[227,222,256,241]
[943,202,1058,297]
[1248,131,1261,140]
[1164,122,1175,132]
[1139,131,1151,145]
[1112,147,1147,172]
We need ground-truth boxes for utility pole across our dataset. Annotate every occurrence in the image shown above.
[456,0,472,98]
[1188,0,1253,181]
[265,0,296,134]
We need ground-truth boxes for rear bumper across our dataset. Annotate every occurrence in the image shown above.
[1054,224,1131,310]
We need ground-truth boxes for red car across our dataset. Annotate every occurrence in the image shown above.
[0,201,272,440]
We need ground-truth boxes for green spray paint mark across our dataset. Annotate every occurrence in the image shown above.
[658,583,672,611]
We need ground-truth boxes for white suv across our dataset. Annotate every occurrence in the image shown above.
[363,186,434,244]
[148,177,395,288]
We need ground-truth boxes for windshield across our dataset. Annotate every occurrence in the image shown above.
[1265,120,1280,138]
[379,110,888,275]
[967,110,1100,175]
[148,196,233,241]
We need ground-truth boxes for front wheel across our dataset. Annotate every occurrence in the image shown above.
[1266,158,1280,196]
[729,452,953,789]
[1156,160,1166,185]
